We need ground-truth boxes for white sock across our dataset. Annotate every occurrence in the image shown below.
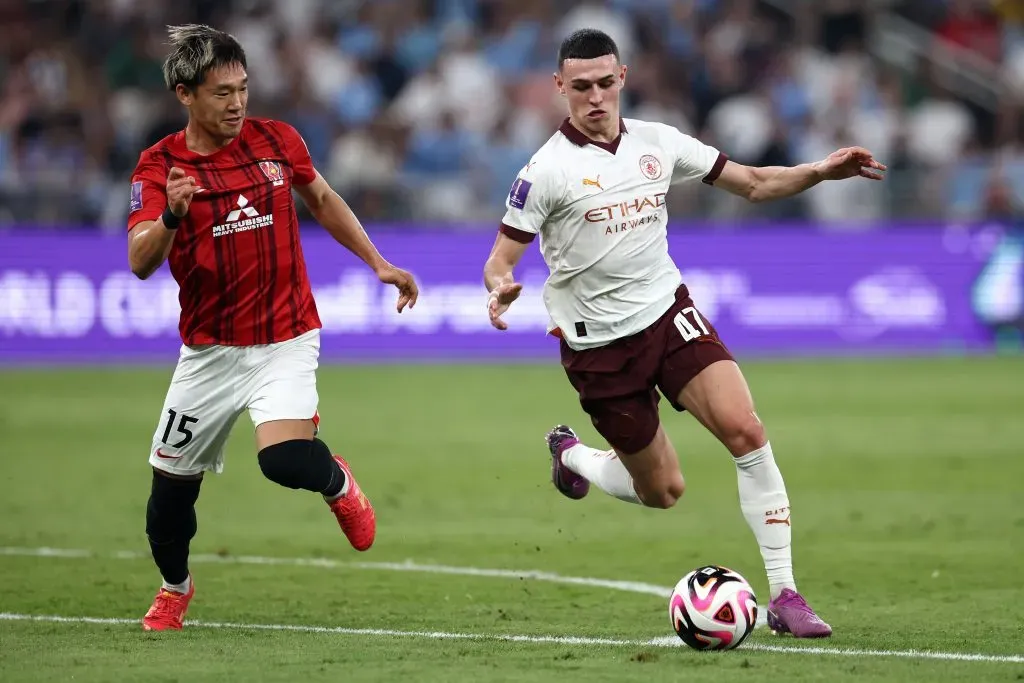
[734,442,796,600]
[562,442,641,504]
[162,575,191,595]
[323,462,351,502]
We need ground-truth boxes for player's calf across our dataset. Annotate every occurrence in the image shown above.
[258,438,346,497]
[611,426,685,509]
[552,422,688,509]
[146,470,201,590]
[257,437,374,551]
[144,469,201,630]
[549,428,641,504]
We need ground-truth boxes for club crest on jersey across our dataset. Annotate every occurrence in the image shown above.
[130,181,143,212]
[639,154,662,181]
[258,160,285,187]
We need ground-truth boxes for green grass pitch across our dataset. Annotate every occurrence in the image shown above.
[1,356,1022,682]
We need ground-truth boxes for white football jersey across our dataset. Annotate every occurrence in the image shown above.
[500,117,725,350]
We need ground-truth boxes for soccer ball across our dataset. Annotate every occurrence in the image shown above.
[669,565,758,651]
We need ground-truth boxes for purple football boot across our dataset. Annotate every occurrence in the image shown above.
[545,425,590,500]
[767,589,833,638]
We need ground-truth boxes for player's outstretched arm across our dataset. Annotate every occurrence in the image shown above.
[483,232,529,331]
[713,147,886,203]
[295,172,418,312]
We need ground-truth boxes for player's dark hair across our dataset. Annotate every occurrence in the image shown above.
[162,24,247,92]
[558,29,619,69]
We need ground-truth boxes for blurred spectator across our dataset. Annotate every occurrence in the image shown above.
[1,0,1023,229]
[935,0,1002,63]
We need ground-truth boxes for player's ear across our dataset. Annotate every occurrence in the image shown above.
[175,84,194,107]
[619,64,627,86]
[553,72,565,97]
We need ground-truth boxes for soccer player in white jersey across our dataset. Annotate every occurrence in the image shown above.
[483,29,886,639]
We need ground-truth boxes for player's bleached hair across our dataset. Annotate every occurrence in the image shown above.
[558,28,619,68]
[162,24,247,92]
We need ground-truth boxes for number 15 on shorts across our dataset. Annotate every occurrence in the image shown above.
[674,306,710,342]
[161,408,199,449]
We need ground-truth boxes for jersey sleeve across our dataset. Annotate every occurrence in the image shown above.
[127,152,167,232]
[272,121,317,186]
[498,159,558,244]
[666,126,728,186]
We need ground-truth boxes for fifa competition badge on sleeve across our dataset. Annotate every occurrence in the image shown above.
[130,181,143,213]
[508,177,532,210]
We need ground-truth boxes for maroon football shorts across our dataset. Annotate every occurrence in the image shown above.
[559,284,735,455]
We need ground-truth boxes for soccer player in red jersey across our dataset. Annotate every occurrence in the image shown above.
[127,25,419,631]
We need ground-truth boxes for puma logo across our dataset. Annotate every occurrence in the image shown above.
[582,175,604,191]
[765,514,791,526]
[765,507,790,526]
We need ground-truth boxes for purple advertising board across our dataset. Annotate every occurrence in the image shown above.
[0,225,1003,364]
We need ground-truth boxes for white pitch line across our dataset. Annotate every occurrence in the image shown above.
[1,613,1022,664]
[0,613,636,647]
[8,546,1024,664]
[0,546,670,597]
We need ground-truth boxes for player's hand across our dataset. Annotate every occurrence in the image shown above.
[487,274,522,331]
[377,264,419,313]
[166,167,202,217]
[816,147,886,181]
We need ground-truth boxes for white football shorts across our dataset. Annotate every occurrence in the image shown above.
[147,328,321,476]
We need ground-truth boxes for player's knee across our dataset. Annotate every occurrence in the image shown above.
[636,475,685,510]
[257,439,317,489]
[146,470,201,542]
[718,412,766,457]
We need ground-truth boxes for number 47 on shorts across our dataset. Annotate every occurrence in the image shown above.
[673,306,710,342]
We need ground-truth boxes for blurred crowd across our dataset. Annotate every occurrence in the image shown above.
[1,0,1024,230]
